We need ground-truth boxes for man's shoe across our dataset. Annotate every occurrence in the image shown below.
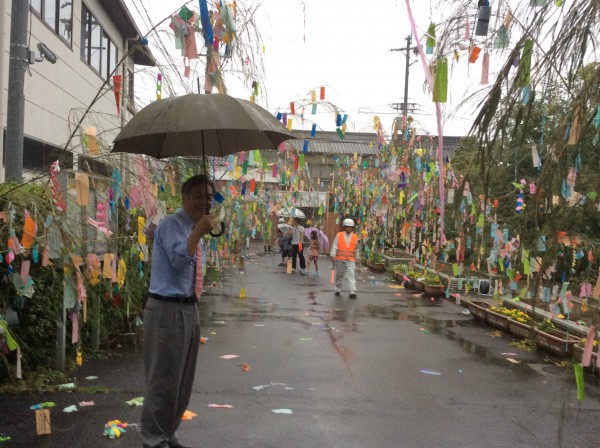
[278,262,285,266]
[300,269,309,276]
[169,443,195,448]
[349,293,357,299]
[334,291,341,296]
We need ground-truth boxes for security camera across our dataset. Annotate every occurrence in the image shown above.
[37,42,57,64]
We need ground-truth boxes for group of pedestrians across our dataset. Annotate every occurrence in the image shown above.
[277,217,320,276]
[275,216,360,299]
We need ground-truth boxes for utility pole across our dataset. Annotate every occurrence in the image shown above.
[5,0,29,182]
[391,35,418,133]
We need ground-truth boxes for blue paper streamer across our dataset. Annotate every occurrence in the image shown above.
[199,0,213,46]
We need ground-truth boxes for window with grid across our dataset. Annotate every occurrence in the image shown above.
[30,0,73,44]
[80,4,119,80]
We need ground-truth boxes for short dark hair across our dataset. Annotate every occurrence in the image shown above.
[181,174,216,197]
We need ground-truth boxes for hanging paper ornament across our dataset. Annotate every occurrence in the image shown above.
[517,40,534,87]
[290,102,295,115]
[475,5,492,36]
[156,73,162,100]
[516,191,524,214]
[425,23,436,54]
[432,58,448,102]
[320,86,325,100]
[481,53,490,85]
[113,75,122,116]
[494,25,510,49]
[469,46,481,63]
[198,0,213,46]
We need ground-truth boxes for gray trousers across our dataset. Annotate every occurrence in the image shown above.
[141,298,200,447]
[335,260,356,294]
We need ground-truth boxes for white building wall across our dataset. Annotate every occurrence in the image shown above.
[0,0,136,181]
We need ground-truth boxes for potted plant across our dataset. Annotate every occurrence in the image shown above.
[534,319,580,357]
[423,272,445,297]
[411,269,426,292]
[368,252,385,273]
[391,263,411,286]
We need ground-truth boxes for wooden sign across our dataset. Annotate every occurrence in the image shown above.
[35,409,51,436]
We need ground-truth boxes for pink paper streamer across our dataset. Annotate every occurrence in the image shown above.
[20,260,31,285]
[582,326,596,367]
[405,0,446,242]
[481,53,490,85]
[465,17,470,40]
[71,312,79,344]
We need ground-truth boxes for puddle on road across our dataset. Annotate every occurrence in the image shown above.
[200,291,554,377]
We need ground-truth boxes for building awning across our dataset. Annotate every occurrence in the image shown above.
[99,0,156,67]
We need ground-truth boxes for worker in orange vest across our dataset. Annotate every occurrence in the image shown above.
[330,218,360,299]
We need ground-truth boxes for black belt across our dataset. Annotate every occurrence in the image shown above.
[150,293,197,304]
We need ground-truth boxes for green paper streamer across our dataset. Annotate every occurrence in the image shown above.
[311,104,317,114]
[425,22,436,53]
[519,286,528,299]
[574,363,585,401]
[477,213,485,228]
[523,250,530,275]
[299,154,304,169]
[178,5,193,21]
[407,193,419,203]
[336,128,345,140]
[452,263,459,276]
[242,160,248,174]
[499,257,504,272]
[432,57,448,102]
[517,40,534,87]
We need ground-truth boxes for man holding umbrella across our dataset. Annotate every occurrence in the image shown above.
[141,175,215,448]
[330,218,360,299]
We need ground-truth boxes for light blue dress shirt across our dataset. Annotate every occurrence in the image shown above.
[149,209,205,297]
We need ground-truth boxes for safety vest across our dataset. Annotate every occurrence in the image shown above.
[336,232,357,262]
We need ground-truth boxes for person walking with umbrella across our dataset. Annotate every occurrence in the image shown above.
[141,174,216,448]
[330,218,360,298]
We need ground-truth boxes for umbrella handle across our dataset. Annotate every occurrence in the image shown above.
[209,221,226,238]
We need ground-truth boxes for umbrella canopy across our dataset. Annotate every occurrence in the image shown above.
[111,93,296,158]
[276,207,306,219]
[304,227,330,251]
[278,223,293,233]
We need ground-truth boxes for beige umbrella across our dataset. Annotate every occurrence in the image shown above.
[111,93,295,158]
[111,93,296,236]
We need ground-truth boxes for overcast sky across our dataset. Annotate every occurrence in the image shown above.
[124,0,514,139]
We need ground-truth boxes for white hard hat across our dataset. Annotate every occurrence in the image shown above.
[279,218,285,223]
[343,218,355,227]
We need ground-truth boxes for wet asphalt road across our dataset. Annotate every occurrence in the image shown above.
[1,247,600,447]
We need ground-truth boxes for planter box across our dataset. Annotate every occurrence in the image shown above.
[424,284,445,297]
[507,318,535,340]
[467,301,489,321]
[534,328,579,357]
[485,309,510,331]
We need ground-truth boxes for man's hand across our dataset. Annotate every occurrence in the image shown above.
[195,215,217,235]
